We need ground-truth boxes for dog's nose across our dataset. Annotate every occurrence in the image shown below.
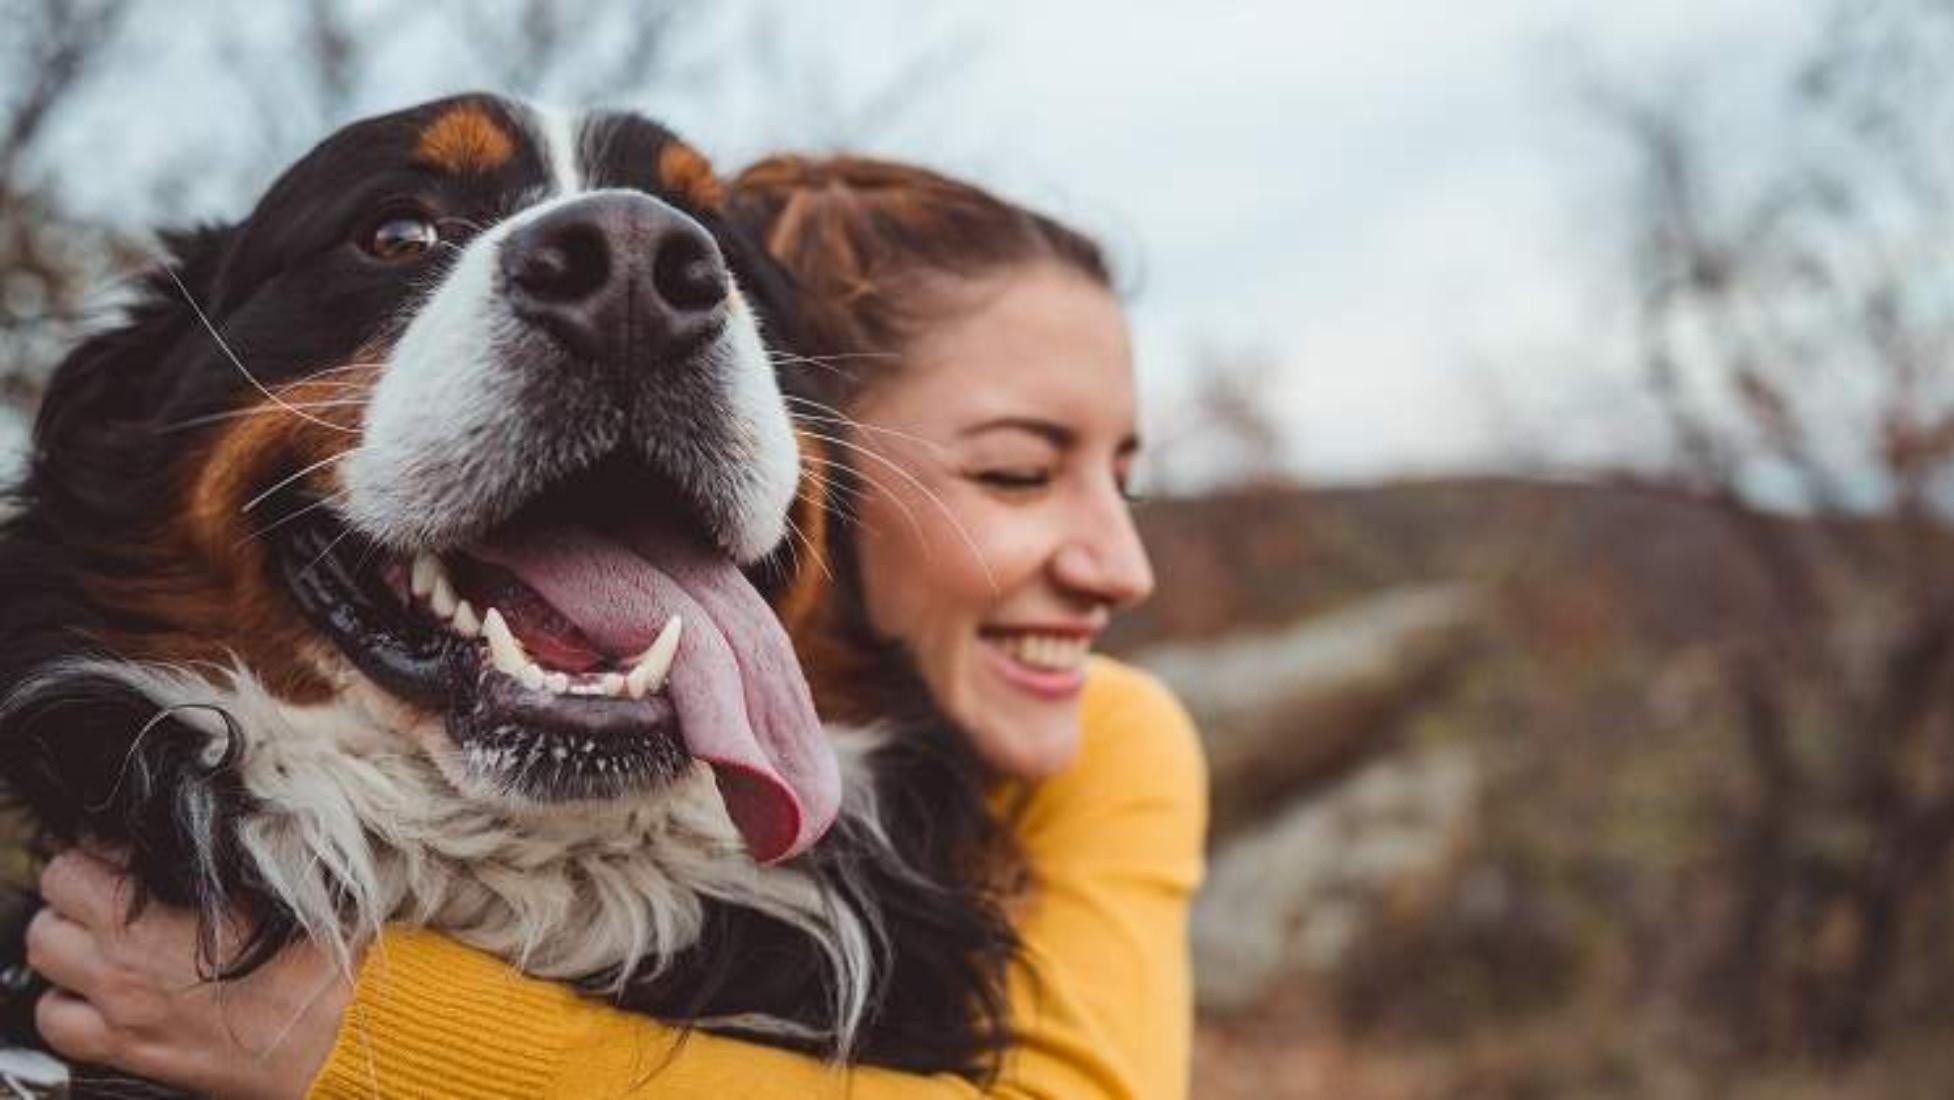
[500,192,728,364]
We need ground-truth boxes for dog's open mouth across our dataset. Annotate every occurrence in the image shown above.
[266,461,828,863]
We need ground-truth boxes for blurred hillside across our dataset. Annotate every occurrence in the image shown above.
[1114,476,1778,653]
[1120,477,1954,1098]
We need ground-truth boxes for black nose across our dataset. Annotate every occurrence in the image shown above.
[500,192,729,364]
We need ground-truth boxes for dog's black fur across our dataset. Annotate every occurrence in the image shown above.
[0,95,1013,1082]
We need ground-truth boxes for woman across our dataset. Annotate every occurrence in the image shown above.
[27,156,1208,1098]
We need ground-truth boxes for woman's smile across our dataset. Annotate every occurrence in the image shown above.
[849,260,1154,779]
[978,626,1096,701]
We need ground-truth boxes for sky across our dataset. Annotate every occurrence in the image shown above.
[839,0,1817,483]
[5,0,1825,487]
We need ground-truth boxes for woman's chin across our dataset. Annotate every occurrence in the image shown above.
[962,690,1083,781]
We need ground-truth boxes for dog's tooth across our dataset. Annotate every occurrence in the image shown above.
[430,572,458,619]
[519,662,547,692]
[545,671,571,695]
[483,609,529,679]
[626,616,683,699]
[601,672,627,697]
[410,553,440,599]
[452,600,481,639]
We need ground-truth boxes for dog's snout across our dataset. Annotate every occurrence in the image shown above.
[501,193,729,363]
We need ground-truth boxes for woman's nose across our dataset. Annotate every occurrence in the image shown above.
[1052,497,1155,608]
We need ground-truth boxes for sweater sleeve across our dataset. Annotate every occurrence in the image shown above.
[307,658,1208,1100]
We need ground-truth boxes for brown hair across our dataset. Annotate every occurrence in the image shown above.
[721,159,1087,1072]
[726,154,1111,407]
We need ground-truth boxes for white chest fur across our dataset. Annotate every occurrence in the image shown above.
[44,659,879,1047]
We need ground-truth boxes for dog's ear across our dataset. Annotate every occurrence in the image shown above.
[31,224,234,457]
[711,217,805,365]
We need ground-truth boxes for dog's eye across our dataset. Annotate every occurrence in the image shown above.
[364,214,440,261]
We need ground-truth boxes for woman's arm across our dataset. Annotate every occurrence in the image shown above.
[36,660,1207,1099]
[307,659,1207,1100]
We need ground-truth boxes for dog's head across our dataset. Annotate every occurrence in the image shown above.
[9,94,836,863]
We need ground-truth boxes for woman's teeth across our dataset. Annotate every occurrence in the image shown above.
[995,632,1091,672]
[409,552,678,700]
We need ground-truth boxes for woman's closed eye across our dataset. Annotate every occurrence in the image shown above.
[971,468,1052,493]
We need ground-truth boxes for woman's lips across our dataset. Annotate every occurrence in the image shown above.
[979,629,1091,701]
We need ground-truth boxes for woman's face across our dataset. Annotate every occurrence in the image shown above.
[844,261,1155,780]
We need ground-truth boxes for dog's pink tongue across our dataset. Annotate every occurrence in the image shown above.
[467,525,839,864]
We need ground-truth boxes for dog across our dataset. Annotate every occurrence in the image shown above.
[0,94,1011,1081]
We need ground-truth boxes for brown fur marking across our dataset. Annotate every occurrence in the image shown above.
[658,141,727,210]
[777,432,887,724]
[416,105,516,175]
[87,366,380,702]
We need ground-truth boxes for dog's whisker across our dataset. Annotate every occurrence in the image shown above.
[234,488,350,549]
[800,458,921,562]
[774,360,856,382]
[795,486,885,546]
[161,401,369,434]
[767,350,901,364]
[297,523,362,585]
[768,350,900,383]
[282,380,376,393]
[786,406,949,457]
[796,464,869,522]
[796,484,860,527]
[157,263,359,435]
[781,511,833,586]
[241,452,353,515]
[347,528,391,590]
[796,431,999,595]
[294,360,389,380]
[801,454,930,551]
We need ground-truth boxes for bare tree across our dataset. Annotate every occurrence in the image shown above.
[1149,344,1299,494]
[0,0,723,414]
[0,0,983,427]
[0,0,136,407]
[1596,0,1954,1059]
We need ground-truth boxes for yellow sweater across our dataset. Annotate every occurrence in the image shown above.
[308,658,1208,1099]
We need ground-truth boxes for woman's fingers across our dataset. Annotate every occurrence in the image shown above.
[24,907,110,998]
[34,986,113,1065]
[38,849,130,931]
[26,851,356,1097]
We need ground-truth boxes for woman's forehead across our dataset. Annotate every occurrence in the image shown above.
[887,264,1135,435]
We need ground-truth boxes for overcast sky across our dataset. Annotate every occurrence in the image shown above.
[828,0,1817,483]
[9,0,1824,486]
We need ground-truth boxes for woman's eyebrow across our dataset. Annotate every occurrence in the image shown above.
[959,417,1073,446]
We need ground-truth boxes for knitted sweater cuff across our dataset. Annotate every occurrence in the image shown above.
[307,928,575,1099]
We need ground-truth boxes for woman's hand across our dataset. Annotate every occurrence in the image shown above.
[27,849,354,1100]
